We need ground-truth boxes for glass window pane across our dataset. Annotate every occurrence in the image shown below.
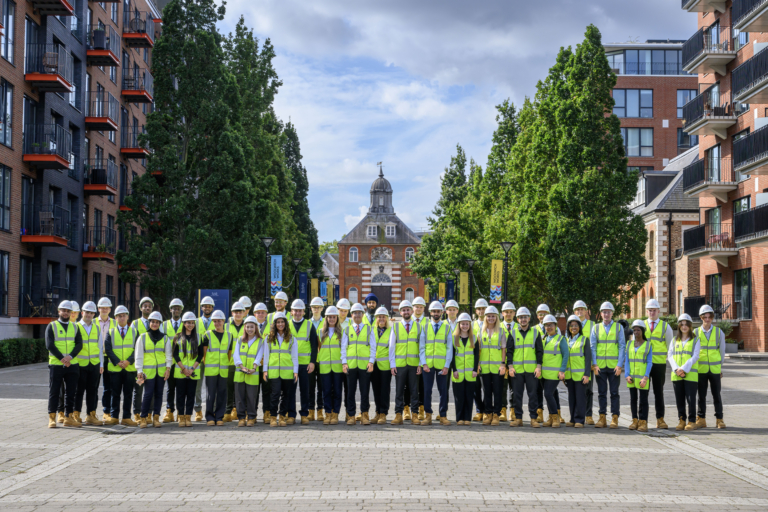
[628,129,639,156]
[652,50,664,75]
[627,90,639,117]
[666,50,678,75]
[613,89,625,107]
[641,128,653,146]
[639,50,652,75]
[626,50,638,75]
[640,90,653,108]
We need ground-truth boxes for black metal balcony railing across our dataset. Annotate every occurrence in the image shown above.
[735,202,768,241]
[122,66,154,96]
[84,227,117,254]
[67,154,79,181]
[733,45,768,99]
[20,204,73,239]
[22,124,73,160]
[684,294,749,321]
[682,25,732,70]
[733,0,768,26]
[123,10,155,42]
[121,127,147,149]
[684,222,736,254]
[68,14,82,41]
[683,156,734,190]
[85,90,119,122]
[84,158,118,188]
[682,86,732,127]
[86,24,120,55]
[25,44,74,84]
[20,287,72,318]
[734,123,768,170]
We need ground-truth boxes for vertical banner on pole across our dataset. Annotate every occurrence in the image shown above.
[334,284,340,303]
[298,272,308,302]
[424,283,430,302]
[270,255,283,298]
[320,281,327,305]
[438,283,446,305]
[459,273,469,304]
[446,280,455,301]
[311,278,319,300]
[490,260,503,303]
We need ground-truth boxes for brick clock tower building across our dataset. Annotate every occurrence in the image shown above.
[337,169,424,311]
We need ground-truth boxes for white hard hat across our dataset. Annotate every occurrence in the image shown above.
[97,297,113,308]
[631,319,646,331]
[645,299,660,310]
[412,297,426,306]
[272,311,287,321]
[336,298,351,310]
[325,306,339,316]
[458,312,472,323]
[678,313,693,323]
[139,296,154,307]
[699,305,714,316]
[239,296,252,308]
[536,304,550,313]
[573,300,587,310]
[429,301,444,311]
[516,307,531,317]
[542,314,557,325]
[200,296,215,306]
[69,301,80,312]
[350,303,365,313]
[475,298,489,308]
[445,300,459,309]
[181,311,196,322]
[485,305,499,316]
[211,310,226,320]
[399,300,412,309]
[291,299,306,310]
[310,297,324,307]
[274,291,289,302]
[58,300,73,311]
[254,303,268,312]
[231,301,245,312]
[600,301,615,312]
[169,298,184,308]
[502,301,516,312]
[566,314,580,325]
[82,301,98,313]
[115,305,129,315]
[148,311,163,322]
[244,315,258,325]
[375,306,389,316]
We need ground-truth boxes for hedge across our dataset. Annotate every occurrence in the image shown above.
[0,338,47,368]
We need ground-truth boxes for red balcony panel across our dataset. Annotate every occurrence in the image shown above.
[20,234,69,246]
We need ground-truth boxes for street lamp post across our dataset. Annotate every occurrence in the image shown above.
[292,258,302,300]
[444,273,453,303]
[260,237,275,308]
[466,259,475,315]
[329,277,336,306]
[453,268,461,311]
[500,241,514,302]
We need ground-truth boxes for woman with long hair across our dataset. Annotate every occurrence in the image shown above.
[371,307,393,424]
[262,312,298,427]
[318,307,343,425]
[173,312,204,427]
[564,315,591,428]
[233,316,264,427]
[451,313,478,425]
[625,320,653,432]
[669,313,700,431]
[478,306,507,426]
[540,314,569,428]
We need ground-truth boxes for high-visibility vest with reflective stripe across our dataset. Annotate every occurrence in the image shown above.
[174,339,201,380]
[49,321,77,365]
[204,330,232,377]
[363,314,375,329]
[268,311,291,325]
[625,339,651,389]
[108,325,137,372]
[501,322,516,366]
[197,317,213,335]
[138,332,167,379]
[163,319,183,339]
[452,338,476,383]
[472,319,483,338]
[671,338,698,382]
[268,338,295,380]
[374,326,392,371]
[131,318,150,337]
[289,319,312,365]
[582,319,595,343]
[345,323,370,370]
[512,326,537,374]
[415,316,428,332]
[234,338,262,385]
[595,322,621,369]
[76,321,101,366]
[394,321,420,367]
[425,322,450,369]
[226,319,246,366]
[478,329,503,374]
[645,319,668,365]
[565,335,588,381]
[695,326,722,375]
[542,335,564,380]
[318,330,342,374]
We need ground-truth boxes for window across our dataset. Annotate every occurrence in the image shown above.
[110,64,116,84]
[348,247,358,263]
[733,196,750,215]
[609,49,684,75]
[1,1,15,64]
[606,51,624,74]
[677,89,697,118]
[706,207,721,228]
[0,165,9,231]
[0,251,7,315]
[348,287,358,304]
[405,247,415,262]
[106,275,113,297]
[734,129,751,182]
[631,176,645,209]
[648,230,654,261]
[621,128,653,157]
[0,79,12,147]
[386,225,395,237]
[367,225,377,237]
[405,288,414,302]
[613,89,653,118]
[733,14,749,51]
[677,128,698,154]
[734,268,752,320]
[111,3,118,23]
[93,272,101,297]
[628,166,654,172]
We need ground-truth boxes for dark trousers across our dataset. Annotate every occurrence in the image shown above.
[132,381,144,415]
[504,374,514,409]
[596,368,621,416]
[109,370,136,418]
[58,384,65,412]
[371,365,391,415]
[537,378,560,411]
[75,363,100,413]
[194,362,205,412]
[566,379,587,424]
[270,377,296,418]
[422,369,449,417]
[480,372,503,415]
[346,368,371,415]
[176,378,197,415]
[225,365,236,415]
[674,380,698,423]
[649,363,666,419]
[48,365,79,415]
[309,367,323,411]
[321,372,344,414]
[261,377,272,416]
[234,381,259,419]
[542,379,561,414]
[298,364,312,417]
[697,372,723,419]
[166,373,176,412]
[629,387,649,421]
[341,373,348,414]
[101,370,111,414]
[474,378,484,414]
[403,369,424,410]
[585,370,594,416]
[205,374,228,422]
[512,372,539,419]
[395,366,419,414]
[140,375,165,418]
[453,380,475,422]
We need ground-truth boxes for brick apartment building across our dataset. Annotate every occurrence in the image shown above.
[0,0,160,339]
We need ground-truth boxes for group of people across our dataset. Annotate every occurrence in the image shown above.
[45,291,727,431]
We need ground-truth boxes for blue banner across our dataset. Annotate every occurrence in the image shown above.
[320,281,327,305]
[298,272,308,302]
[270,255,282,298]
[447,280,455,301]
[334,284,340,304]
[197,289,231,317]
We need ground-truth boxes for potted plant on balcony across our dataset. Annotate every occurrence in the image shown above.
[92,27,106,50]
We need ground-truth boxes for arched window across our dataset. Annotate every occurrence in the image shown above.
[405,288,414,302]
[349,287,359,304]
[405,247,414,262]
[349,247,358,262]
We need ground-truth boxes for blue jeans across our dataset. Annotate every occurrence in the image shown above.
[140,375,165,418]
[320,372,344,414]
[596,367,621,416]
[422,369,449,417]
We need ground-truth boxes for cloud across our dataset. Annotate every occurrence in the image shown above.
[344,205,368,230]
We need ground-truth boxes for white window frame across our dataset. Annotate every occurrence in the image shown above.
[385,224,395,237]
[405,247,414,262]
[348,247,358,263]
[367,225,377,237]
[348,287,358,304]
[405,288,414,302]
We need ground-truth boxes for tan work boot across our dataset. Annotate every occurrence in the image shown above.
[637,420,648,432]
[695,417,707,429]
[73,411,83,424]
[565,420,575,427]
[411,415,421,425]
[657,417,668,429]
[263,412,271,424]
[247,418,256,427]
[346,415,356,426]
[153,415,162,428]
[422,413,432,426]
[195,411,203,422]
[542,414,554,427]
[378,413,387,425]
[187,415,194,427]
[510,418,523,427]
[404,406,411,420]
[285,416,295,425]
[222,413,232,423]
[278,417,287,427]
[536,408,543,423]
[317,409,325,422]
[510,409,517,421]
[685,421,695,431]
[270,417,278,427]
[133,413,140,422]
[216,421,224,426]
[237,419,246,427]
[354,413,362,423]
[308,410,315,421]
[86,411,102,426]
[550,413,561,428]
[676,417,686,431]
[574,423,584,428]
[392,413,403,425]
[361,412,371,425]
[231,408,238,420]
[330,412,339,425]
[57,412,65,424]
[491,413,500,426]
[163,409,175,423]
[595,414,607,428]
[48,413,57,428]
[472,412,483,422]
[102,412,112,422]
[585,416,595,425]
[139,417,148,429]
[418,405,426,421]
[628,418,638,430]
[121,417,138,427]
[301,416,309,425]
[482,414,491,426]
[500,407,507,422]
[323,413,331,425]
[530,418,541,428]
[178,415,187,427]
[105,417,119,426]
[609,415,619,429]
[558,409,565,424]
[717,418,726,429]
[439,416,451,426]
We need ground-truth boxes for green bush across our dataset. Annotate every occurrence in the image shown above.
[661,314,678,331]
[0,338,47,367]
[714,320,734,338]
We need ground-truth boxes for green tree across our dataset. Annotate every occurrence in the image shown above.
[319,240,339,255]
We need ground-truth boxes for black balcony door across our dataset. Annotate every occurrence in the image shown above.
[734,269,752,320]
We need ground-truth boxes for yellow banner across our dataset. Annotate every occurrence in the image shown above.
[459,272,469,304]
[311,279,318,300]
[490,260,503,304]
[438,283,446,304]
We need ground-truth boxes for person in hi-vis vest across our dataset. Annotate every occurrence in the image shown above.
[104,306,138,427]
[534,304,563,425]
[539,315,569,428]
[477,306,507,426]
[451,313,479,425]
[97,297,115,421]
[289,299,319,425]
[162,298,184,423]
[590,301,625,429]
[253,303,273,423]
[74,301,103,426]
[507,307,542,428]
[263,312,299,427]
[564,315,591,428]
[341,303,376,425]
[669,313,700,431]
[572,301,595,425]
[625,320,653,433]
[309,296,326,422]
[172,311,204,428]
[644,299,673,430]
[389,300,425,425]
[46,301,84,428]
[135,311,172,429]
[233,316,264,427]
[193,296,216,422]
[500,301,517,422]
[471,298,488,422]
[130,297,154,423]
[223,302,246,423]
[204,310,233,425]
[410,296,428,421]
[420,301,453,426]
[371,307,393,424]
[695,304,726,429]
[336,298,352,420]
[317,306,344,425]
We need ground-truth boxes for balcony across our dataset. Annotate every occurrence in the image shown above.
[121,127,149,158]
[682,26,736,76]
[24,44,74,93]
[20,204,74,246]
[681,0,727,13]
[684,222,739,266]
[682,86,737,139]
[83,227,117,261]
[119,183,132,211]
[29,0,74,16]
[733,46,768,104]
[23,124,73,169]
[122,64,154,103]
[734,123,768,176]
[20,287,70,325]
[734,0,768,33]
[683,156,737,202]
[83,158,118,195]
[84,91,119,131]
[123,10,155,48]
[86,25,120,67]
[735,202,768,247]
[684,294,747,325]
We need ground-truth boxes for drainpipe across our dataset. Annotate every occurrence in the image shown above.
[666,215,674,316]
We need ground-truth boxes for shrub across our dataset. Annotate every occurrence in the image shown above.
[0,338,47,367]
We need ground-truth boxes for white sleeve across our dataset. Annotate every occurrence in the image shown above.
[665,324,674,346]
[233,339,243,367]
[667,340,678,372]
[165,337,173,368]
[134,336,145,372]
[719,329,726,362]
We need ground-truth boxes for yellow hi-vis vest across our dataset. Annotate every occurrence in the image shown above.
[163,319,183,339]
[174,339,201,380]
[49,321,77,365]
[671,338,698,383]
[625,340,651,390]
[393,321,421,367]
[542,335,564,380]
[425,322,450,369]
[108,325,137,372]
[234,337,262,385]
[595,322,621,369]
[226,319,246,366]
[196,317,214,336]
[345,323,371,370]
[318,330,342,374]
[512,326,537,374]
[452,338,476,383]
[695,326,722,375]
[138,332,167,379]
[644,319,669,365]
[478,329,503,374]
[268,338,295,380]
[204,329,232,378]
[131,317,150,337]
[374,325,392,371]
[565,335,588,381]
[76,321,101,366]
[289,319,312,365]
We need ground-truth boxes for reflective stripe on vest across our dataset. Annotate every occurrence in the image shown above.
[139,332,167,379]
[234,338,262,385]
[541,335,564,380]
[345,323,371,370]
[695,326,722,375]
[174,339,201,380]
[268,339,295,380]
[49,321,77,366]
[375,326,392,371]
[318,331,342,374]
[425,322,450,369]
[204,330,232,377]
[512,326,537,374]
[394,322,420,367]
[76,322,101,365]
[132,318,150,337]
[565,335,588,381]
[163,319,182,339]
[226,319,246,366]
[452,338,476,383]
[671,338,698,383]
[645,319,668,365]
[596,322,620,368]
[479,330,503,374]
[108,326,137,372]
[625,339,650,390]
[289,319,312,365]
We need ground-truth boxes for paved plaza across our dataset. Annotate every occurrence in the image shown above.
[1,359,767,511]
